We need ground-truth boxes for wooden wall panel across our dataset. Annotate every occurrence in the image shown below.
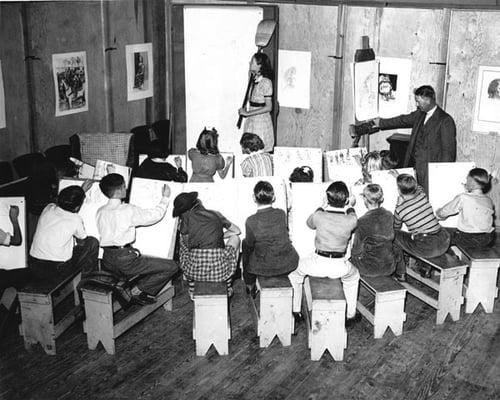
[446,10,500,225]
[107,0,147,132]
[25,1,106,152]
[0,4,31,161]
[339,6,449,152]
[276,4,338,150]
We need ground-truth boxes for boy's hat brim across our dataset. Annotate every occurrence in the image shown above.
[172,192,198,217]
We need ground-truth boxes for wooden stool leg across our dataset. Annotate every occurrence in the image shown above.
[259,289,293,347]
[161,281,173,312]
[19,294,56,355]
[194,296,229,356]
[373,292,406,338]
[83,290,115,355]
[465,261,499,314]
[437,270,465,324]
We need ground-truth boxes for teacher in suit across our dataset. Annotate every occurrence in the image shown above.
[373,85,457,193]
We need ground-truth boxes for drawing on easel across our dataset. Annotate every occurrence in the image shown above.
[473,65,500,133]
[353,60,379,121]
[52,51,88,117]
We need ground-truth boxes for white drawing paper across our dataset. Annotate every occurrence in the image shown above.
[126,43,153,101]
[52,51,88,117]
[0,197,26,270]
[473,65,500,133]
[278,50,311,109]
[273,146,323,183]
[353,60,379,121]
[325,147,367,187]
[371,168,415,216]
[93,160,131,188]
[377,57,412,118]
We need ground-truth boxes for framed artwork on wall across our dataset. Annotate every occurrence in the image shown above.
[126,43,153,101]
[473,65,500,133]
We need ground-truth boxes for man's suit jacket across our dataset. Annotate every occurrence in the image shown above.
[379,106,456,192]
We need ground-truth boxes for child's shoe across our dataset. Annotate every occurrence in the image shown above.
[345,312,362,328]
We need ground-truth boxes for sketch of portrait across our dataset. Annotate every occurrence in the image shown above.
[283,66,297,90]
[473,66,500,132]
[487,79,500,100]
[378,73,397,102]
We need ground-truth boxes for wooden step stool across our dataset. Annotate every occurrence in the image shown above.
[81,280,174,355]
[193,281,230,356]
[357,276,407,338]
[453,244,500,314]
[18,268,82,355]
[401,253,467,324]
[303,277,346,361]
[248,276,293,348]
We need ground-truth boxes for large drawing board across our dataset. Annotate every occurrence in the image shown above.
[58,178,108,240]
[325,147,366,187]
[129,179,183,259]
[186,152,234,181]
[428,162,475,228]
[274,147,323,183]
[0,197,27,269]
[93,160,131,188]
[371,168,415,216]
[184,177,288,241]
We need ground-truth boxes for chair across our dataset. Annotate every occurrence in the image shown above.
[151,120,170,153]
[69,133,134,167]
[45,145,76,178]
[0,162,13,185]
[12,153,46,178]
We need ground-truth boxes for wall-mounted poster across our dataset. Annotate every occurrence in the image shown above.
[278,50,311,109]
[377,57,412,118]
[52,51,88,117]
[126,43,153,101]
[473,65,500,133]
[0,60,5,129]
[353,60,379,121]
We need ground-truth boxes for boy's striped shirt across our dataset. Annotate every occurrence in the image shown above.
[394,187,441,234]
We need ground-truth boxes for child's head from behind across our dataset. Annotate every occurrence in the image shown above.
[326,181,349,208]
[467,167,491,193]
[363,184,384,207]
[363,151,382,173]
[289,166,314,182]
[397,174,417,196]
[240,132,264,154]
[57,185,86,213]
[196,127,219,155]
[253,181,275,205]
[99,173,126,199]
[380,150,398,170]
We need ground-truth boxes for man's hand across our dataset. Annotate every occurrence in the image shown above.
[82,179,93,193]
[9,205,19,220]
[162,184,171,198]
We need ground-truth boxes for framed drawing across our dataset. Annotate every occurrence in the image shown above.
[473,65,500,133]
[126,43,153,101]
[52,51,88,117]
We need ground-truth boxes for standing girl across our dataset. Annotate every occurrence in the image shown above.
[238,53,274,152]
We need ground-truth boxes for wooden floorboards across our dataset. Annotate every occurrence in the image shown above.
[0,277,499,400]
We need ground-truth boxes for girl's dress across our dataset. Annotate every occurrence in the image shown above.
[188,148,225,183]
[244,76,274,152]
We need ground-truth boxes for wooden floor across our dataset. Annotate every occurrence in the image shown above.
[1,277,499,400]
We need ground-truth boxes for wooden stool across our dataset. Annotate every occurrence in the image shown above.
[193,282,230,356]
[401,253,467,324]
[454,244,500,314]
[357,276,407,338]
[18,269,82,355]
[303,277,346,361]
[248,276,293,348]
[82,280,174,355]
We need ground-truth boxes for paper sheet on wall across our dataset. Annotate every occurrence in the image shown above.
[325,147,366,187]
[186,152,234,181]
[353,60,379,121]
[277,50,311,109]
[129,179,182,259]
[274,147,323,183]
[0,61,5,129]
[473,65,500,133]
[0,197,27,269]
[58,179,108,241]
[93,160,131,187]
[428,162,475,228]
[377,57,412,118]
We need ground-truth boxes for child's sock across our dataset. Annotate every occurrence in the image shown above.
[188,280,195,300]
[226,279,233,298]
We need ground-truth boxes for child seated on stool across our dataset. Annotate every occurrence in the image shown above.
[350,184,395,277]
[97,174,178,306]
[288,181,361,326]
[29,184,99,281]
[173,192,240,298]
[393,174,450,281]
[242,181,299,297]
[436,167,495,248]
[134,146,187,183]
[239,133,273,177]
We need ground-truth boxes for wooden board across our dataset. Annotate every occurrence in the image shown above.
[129,178,183,259]
[371,167,415,215]
[273,147,323,183]
[0,197,27,270]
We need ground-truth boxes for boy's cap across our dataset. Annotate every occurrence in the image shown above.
[172,192,198,217]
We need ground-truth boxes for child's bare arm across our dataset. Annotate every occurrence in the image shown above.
[8,206,22,246]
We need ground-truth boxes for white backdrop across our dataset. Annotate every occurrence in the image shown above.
[184,6,263,154]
